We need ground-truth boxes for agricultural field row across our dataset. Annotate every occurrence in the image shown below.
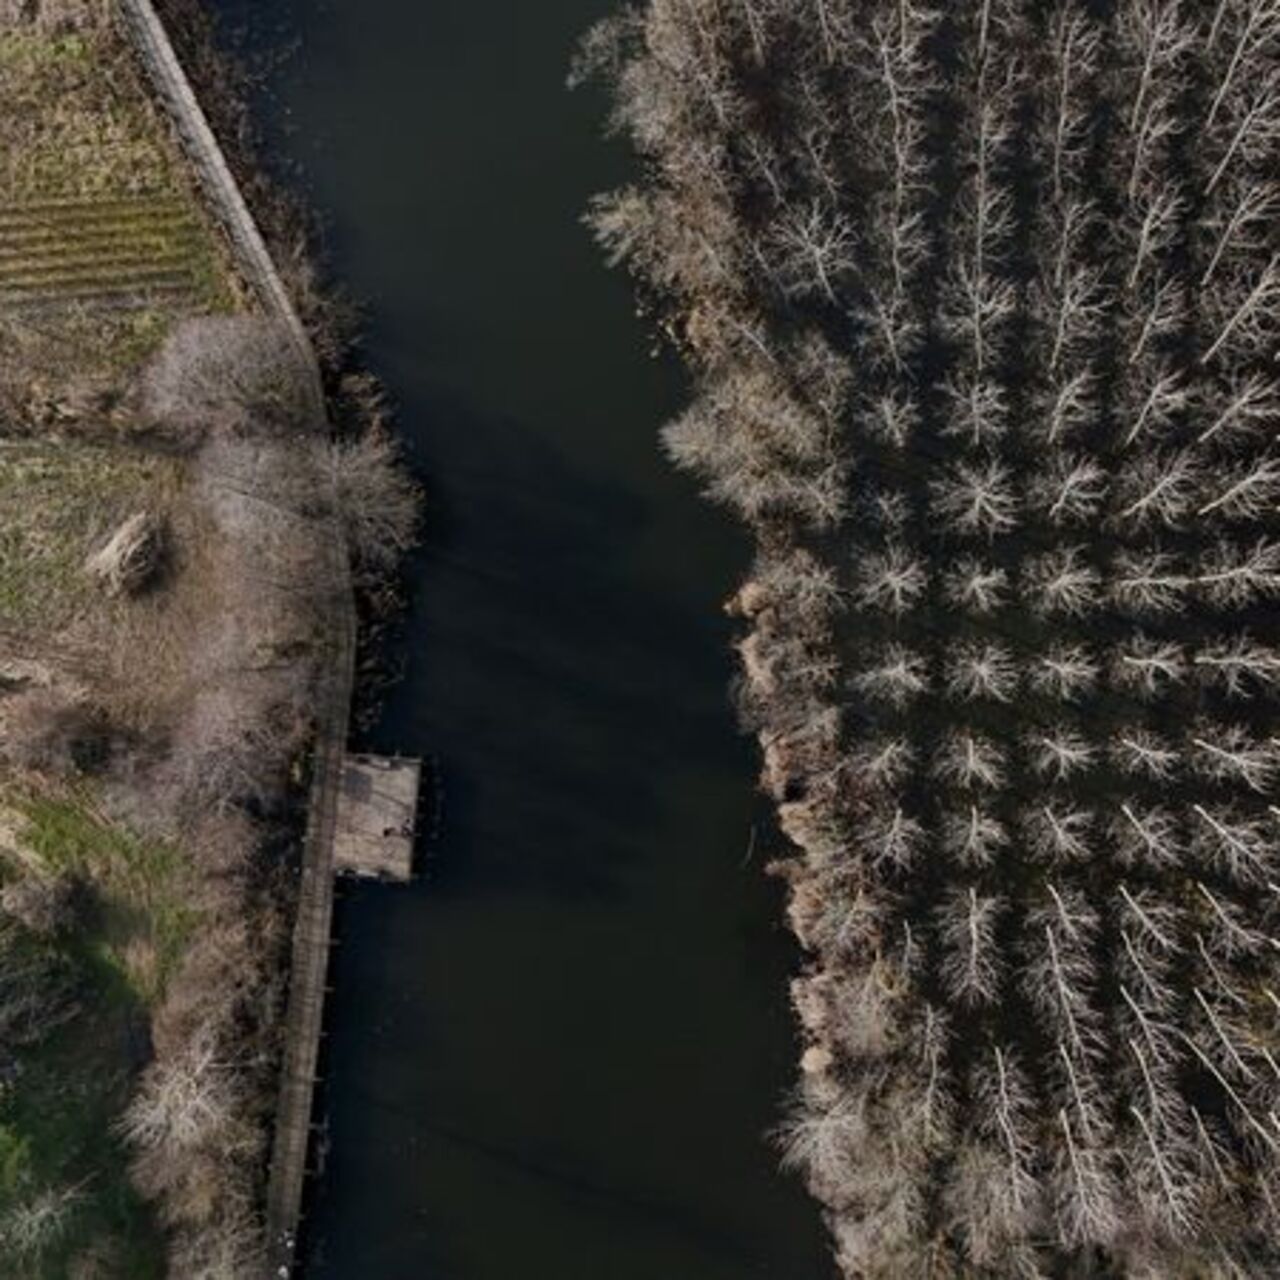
[0,11,238,392]
[0,196,216,312]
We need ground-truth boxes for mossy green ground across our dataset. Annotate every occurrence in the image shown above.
[0,787,198,1274]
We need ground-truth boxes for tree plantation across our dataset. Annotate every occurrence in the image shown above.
[582,0,1280,1274]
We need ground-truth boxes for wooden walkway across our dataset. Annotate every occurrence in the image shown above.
[113,4,354,1275]
[262,579,355,1274]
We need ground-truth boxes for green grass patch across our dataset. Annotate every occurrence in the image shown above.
[0,783,199,1275]
[12,790,200,1002]
[0,1003,165,1280]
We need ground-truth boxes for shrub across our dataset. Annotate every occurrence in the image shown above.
[0,689,109,777]
[141,316,319,444]
[324,431,419,577]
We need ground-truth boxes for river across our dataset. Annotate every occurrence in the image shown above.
[209,2,832,1276]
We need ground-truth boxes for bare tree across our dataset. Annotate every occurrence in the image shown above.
[324,432,419,576]
[768,200,857,304]
[1191,804,1276,885]
[937,887,1005,1007]
[1023,884,1103,1057]
[0,1185,84,1260]
[1190,723,1277,792]
[934,730,1006,790]
[1113,729,1181,781]
[864,390,920,447]
[1199,173,1280,289]
[1035,368,1098,444]
[739,547,844,625]
[142,316,319,443]
[1194,635,1280,697]
[946,640,1019,702]
[1201,254,1280,364]
[941,806,1008,868]
[1030,453,1107,525]
[1111,549,1189,614]
[850,736,916,788]
[1026,546,1101,616]
[1113,635,1186,698]
[1195,372,1277,446]
[852,543,927,615]
[939,371,1009,446]
[1197,455,1280,520]
[1029,726,1095,781]
[1121,362,1191,447]
[944,557,1008,614]
[949,1046,1043,1262]
[930,457,1019,538]
[1026,805,1094,863]
[857,805,927,874]
[119,1028,243,1157]
[1110,803,1184,869]
[1196,537,1280,607]
[1117,450,1201,528]
[851,644,929,708]
[1030,643,1099,701]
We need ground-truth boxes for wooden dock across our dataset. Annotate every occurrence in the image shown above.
[262,690,352,1276]
[334,755,421,882]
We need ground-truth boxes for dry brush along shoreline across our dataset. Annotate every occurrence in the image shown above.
[0,2,417,1276]
[582,0,1280,1275]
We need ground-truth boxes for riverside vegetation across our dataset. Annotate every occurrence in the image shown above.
[581,0,1280,1275]
[0,2,415,1276]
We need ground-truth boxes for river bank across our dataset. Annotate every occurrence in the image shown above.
[209,0,835,1275]
[0,3,411,1274]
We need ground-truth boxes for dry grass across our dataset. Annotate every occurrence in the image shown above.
[0,11,287,1276]
[0,9,241,413]
[0,24,173,199]
[0,441,184,631]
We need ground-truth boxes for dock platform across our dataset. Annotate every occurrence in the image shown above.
[333,754,421,881]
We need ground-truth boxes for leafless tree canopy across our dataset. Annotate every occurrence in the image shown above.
[325,432,420,577]
[585,0,1280,1273]
[141,315,320,444]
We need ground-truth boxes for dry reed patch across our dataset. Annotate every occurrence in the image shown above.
[0,439,184,633]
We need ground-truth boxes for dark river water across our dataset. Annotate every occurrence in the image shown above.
[210,2,832,1276]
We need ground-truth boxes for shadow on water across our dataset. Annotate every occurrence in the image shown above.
[208,1,835,1276]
